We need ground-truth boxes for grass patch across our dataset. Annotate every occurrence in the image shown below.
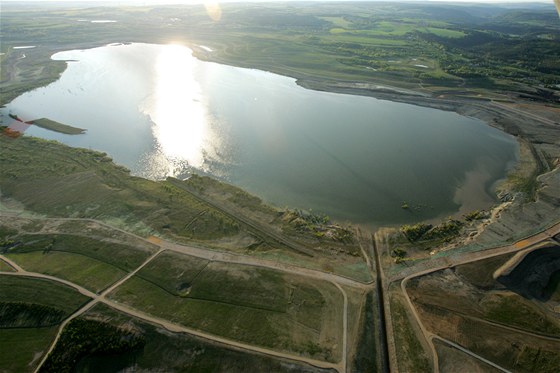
[0,327,59,373]
[484,294,560,336]
[110,258,342,362]
[31,118,86,135]
[111,276,285,349]
[320,16,353,29]
[0,275,90,315]
[454,253,514,289]
[0,302,66,328]
[0,259,15,272]
[421,27,466,38]
[507,172,539,201]
[515,346,560,373]
[0,224,18,239]
[77,302,333,372]
[187,263,291,313]
[0,135,239,240]
[0,276,90,372]
[185,174,277,215]
[6,251,127,293]
[7,233,153,272]
[134,251,209,296]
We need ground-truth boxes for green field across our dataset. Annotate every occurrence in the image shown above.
[110,251,343,362]
[0,260,15,272]
[0,327,59,373]
[0,276,90,314]
[0,276,91,372]
[515,346,560,373]
[6,251,126,293]
[134,251,209,294]
[7,233,154,272]
[4,233,156,292]
[70,303,332,372]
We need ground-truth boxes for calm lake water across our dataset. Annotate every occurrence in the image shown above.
[4,43,518,225]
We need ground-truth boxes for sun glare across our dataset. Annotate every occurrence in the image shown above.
[149,44,208,170]
[204,2,222,22]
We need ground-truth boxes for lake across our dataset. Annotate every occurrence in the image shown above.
[3,43,518,225]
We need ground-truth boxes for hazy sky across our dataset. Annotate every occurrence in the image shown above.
[1,0,553,2]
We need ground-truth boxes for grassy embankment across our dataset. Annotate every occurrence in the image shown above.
[4,233,157,293]
[0,135,240,240]
[350,291,378,373]
[387,282,431,373]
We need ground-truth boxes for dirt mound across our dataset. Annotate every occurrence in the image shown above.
[496,244,560,301]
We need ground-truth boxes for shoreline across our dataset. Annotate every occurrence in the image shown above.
[5,42,560,230]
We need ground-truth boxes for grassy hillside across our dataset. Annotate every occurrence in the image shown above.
[0,135,239,240]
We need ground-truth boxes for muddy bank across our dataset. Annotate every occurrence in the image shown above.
[298,79,559,158]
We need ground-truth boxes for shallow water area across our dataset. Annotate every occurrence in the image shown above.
[3,43,518,225]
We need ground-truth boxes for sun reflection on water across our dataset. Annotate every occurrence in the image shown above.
[144,44,210,176]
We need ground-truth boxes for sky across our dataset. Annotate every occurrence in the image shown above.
[1,0,553,2]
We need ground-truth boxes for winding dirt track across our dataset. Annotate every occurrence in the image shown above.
[0,213,352,372]
[398,221,560,373]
